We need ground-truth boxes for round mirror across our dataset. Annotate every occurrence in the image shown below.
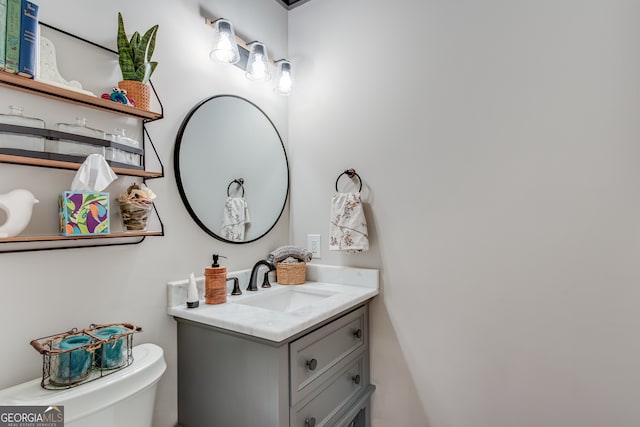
[174,95,289,243]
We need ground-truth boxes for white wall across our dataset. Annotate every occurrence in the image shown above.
[0,1,289,426]
[6,1,640,426]
[289,1,640,426]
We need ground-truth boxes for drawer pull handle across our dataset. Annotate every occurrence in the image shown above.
[352,374,361,384]
[305,417,317,427]
[307,358,318,371]
[353,328,362,339]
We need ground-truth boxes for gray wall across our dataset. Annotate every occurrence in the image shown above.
[0,1,288,426]
[289,1,640,426]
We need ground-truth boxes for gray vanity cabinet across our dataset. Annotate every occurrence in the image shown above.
[176,304,374,427]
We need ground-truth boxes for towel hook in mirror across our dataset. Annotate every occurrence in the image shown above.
[335,168,362,192]
[227,178,245,197]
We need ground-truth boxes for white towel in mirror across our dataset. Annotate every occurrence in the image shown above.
[329,192,369,253]
[221,197,251,241]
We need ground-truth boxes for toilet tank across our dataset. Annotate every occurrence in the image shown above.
[0,343,166,427]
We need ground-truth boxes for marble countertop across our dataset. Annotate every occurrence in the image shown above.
[167,264,379,342]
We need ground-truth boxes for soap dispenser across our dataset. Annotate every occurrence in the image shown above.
[205,254,227,305]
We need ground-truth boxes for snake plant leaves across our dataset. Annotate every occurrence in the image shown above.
[133,25,158,83]
[117,12,159,84]
[138,26,157,64]
[130,32,140,50]
[135,61,158,84]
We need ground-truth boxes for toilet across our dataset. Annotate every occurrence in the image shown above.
[0,343,166,427]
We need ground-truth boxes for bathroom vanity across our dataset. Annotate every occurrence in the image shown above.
[168,264,378,427]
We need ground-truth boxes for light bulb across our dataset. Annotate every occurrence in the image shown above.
[245,42,271,81]
[275,61,293,95]
[277,70,292,94]
[247,54,267,80]
[210,19,240,64]
[210,33,235,62]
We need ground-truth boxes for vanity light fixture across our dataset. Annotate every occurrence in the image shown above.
[205,16,292,95]
[245,41,271,81]
[209,18,240,64]
[274,59,293,95]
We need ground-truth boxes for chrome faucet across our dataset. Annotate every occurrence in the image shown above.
[247,259,275,291]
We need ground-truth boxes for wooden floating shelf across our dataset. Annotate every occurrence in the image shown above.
[0,154,163,178]
[0,24,165,253]
[0,71,162,121]
[0,231,163,243]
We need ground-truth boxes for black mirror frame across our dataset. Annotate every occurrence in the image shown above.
[173,94,290,244]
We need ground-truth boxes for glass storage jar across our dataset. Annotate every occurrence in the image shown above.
[0,105,46,152]
[47,117,106,157]
[105,128,142,167]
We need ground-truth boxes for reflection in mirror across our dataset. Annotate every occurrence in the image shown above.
[174,95,289,243]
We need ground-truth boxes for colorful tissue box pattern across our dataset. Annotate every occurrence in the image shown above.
[59,191,110,236]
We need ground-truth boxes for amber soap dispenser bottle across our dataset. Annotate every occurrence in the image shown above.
[205,254,227,304]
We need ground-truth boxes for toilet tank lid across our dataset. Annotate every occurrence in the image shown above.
[0,343,166,407]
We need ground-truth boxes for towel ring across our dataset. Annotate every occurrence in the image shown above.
[335,168,362,192]
[227,178,245,197]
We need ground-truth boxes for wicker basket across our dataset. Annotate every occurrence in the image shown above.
[118,80,151,111]
[276,262,306,285]
[30,322,141,390]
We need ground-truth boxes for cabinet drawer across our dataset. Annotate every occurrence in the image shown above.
[290,355,365,427]
[327,384,375,427]
[290,306,366,404]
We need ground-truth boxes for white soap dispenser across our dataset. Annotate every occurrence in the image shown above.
[186,272,199,308]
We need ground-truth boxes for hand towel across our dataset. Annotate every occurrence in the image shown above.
[221,197,251,241]
[329,192,369,253]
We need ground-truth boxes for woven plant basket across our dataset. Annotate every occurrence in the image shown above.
[119,200,152,231]
[118,80,151,111]
[276,262,306,285]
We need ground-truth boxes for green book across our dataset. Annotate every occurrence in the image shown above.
[0,0,7,69]
[5,0,21,73]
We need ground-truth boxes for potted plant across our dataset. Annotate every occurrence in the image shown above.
[116,12,158,111]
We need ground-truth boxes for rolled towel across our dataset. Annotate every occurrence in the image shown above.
[268,245,312,263]
[329,192,369,253]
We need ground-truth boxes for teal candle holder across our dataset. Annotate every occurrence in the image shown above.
[94,326,125,369]
[52,334,92,385]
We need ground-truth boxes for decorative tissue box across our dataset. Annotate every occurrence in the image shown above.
[59,191,110,236]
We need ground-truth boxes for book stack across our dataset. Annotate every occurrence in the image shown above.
[1,0,39,78]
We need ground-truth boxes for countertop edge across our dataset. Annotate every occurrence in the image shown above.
[168,288,379,342]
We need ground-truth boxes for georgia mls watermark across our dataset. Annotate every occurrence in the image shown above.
[0,406,64,427]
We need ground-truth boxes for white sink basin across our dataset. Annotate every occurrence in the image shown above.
[234,287,337,313]
[168,264,380,342]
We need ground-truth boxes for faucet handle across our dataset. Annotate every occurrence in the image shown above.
[261,271,272,288]
[227,277,241,295]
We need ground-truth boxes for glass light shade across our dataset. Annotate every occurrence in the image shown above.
[275,60,293,95]
[245,42,271,81]
[210,19,240,64]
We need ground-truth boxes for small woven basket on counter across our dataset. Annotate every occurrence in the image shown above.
[276,261,306,285]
